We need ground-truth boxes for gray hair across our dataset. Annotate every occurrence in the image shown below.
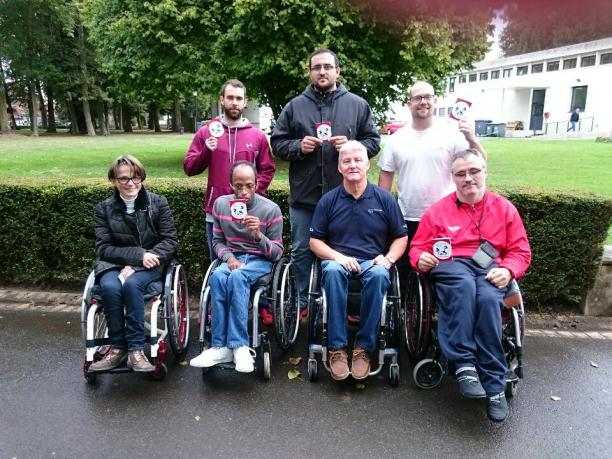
[451,148,486,166]
[338,140,368,165]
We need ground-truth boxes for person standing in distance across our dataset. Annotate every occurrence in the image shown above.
[184,79,275,262]
[271,49,381,314]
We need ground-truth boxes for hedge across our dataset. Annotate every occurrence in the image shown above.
[0,182,610,311]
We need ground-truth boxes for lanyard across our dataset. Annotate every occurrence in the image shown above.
[461,194,487,242]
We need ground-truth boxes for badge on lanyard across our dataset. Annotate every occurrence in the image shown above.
[229,199,248,222]
[315,121,332,141]
[449,98,472,121]
[208,120,225,138]
[432,237,452,261]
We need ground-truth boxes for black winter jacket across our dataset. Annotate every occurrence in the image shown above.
[94,186,178,277]
[271,84,380,209]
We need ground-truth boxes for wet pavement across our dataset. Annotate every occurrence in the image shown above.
[0,295,611,459]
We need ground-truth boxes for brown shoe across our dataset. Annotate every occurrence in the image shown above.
[90,347,127,372]
[351,347,370,380]
[127,350,155,372]
[328,349,349,380]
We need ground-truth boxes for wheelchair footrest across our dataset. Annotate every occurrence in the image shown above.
[505,369,519,383]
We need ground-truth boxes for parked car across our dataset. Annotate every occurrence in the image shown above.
[381,120,406,135]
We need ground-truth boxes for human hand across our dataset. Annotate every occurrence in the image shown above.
[335,255,360,273]
[227,256,245,271]
[143,252,160,269]
[120,265,135,280]
[243,215,262,241]
[458,118,476,143]
[205,136,218,151]
[485,267,512,289]
[372,254,391,270]
[417,252,439,272]
[300,136,323,154]
[329,135,348,151]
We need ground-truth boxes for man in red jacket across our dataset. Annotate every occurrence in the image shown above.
[409,148,531,423]
[183,79,275,262]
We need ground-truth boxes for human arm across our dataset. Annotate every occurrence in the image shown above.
[211,200,242,269]
[183,128,212,176]
[310,237,361,272]
[378,170,395,191]
[270,103,308,161]
[94,202,147,266]
[495,204,531,280]
[244,206,284,262]
[372,235,408,269]
[148,195,178,265]
[408,212,437,272]
[255,134,276,195]
[458,118,487,160]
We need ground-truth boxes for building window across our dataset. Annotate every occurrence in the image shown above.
[491,70,500,79]
[547,61,559,71]
[448,77,456,93]
[531,63,543,73]
[581,55,596,67]
[601,53,612,65]
[563,58,577,69]
[570,85,587,111]
[479,72,488,81]
[502,68,512,78]
[468,74,477,82]
[459,74,467,83]
[438,107,446,117]
[517,66,528,75]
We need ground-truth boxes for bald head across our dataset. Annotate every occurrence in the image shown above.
[409,81,435,98]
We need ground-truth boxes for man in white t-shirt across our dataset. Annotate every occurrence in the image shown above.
[378,81,487,240]
[378,81,487,277]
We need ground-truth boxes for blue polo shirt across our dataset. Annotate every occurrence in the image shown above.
[310,183,407,259]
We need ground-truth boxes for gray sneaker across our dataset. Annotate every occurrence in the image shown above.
[90,347,127,372]
[127,350,155,372]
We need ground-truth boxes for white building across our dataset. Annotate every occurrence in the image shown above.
[437,37,612,137]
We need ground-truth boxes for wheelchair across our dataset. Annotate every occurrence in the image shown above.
[403,270,525,397]
[306,259,402,386]
[81,261,190,384]
[197,256,299,380]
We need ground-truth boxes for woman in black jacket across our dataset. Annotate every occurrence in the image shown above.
[90,155,178,372]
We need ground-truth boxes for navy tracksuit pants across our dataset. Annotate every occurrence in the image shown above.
[431,258,507,396]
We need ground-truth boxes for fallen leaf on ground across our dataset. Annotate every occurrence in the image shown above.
[178,360,188,366]
[550,395,561,401]
[195,416,200,421]
[288,368,301,379]
[355,383,366,390]
[590,361,599,368]
[66,321,71,325]
[288,356,302,366]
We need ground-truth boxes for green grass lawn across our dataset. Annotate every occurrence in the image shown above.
[2,131,611,241]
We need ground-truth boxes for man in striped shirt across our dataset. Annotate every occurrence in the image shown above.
[190,161,283,373]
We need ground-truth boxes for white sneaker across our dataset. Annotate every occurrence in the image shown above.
[190,347,233,368]
[233,346,256,373]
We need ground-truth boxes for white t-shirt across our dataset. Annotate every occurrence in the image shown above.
[377,120,468,221]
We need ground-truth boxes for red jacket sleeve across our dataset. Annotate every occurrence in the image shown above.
[498,204,531,279]
[408,212,435,271]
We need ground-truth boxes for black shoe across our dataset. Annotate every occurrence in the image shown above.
[487,392,509,422]
[456,368,486,399]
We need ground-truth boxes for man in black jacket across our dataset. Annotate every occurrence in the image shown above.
[271,49,380,311]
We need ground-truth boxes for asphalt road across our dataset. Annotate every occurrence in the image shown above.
[0,305,610,459]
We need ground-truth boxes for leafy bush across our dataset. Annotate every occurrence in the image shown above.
[0,182,610,311]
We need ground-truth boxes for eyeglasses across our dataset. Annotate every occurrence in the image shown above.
[453,168,484,179]
[310,64,336,72]
[232,183,256,191]
[409,94,435,103]
[116,176,143,184]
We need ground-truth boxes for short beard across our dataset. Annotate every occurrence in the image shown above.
[224,108,242,121]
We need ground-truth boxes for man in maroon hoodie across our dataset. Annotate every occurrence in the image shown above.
[184,79,276,262]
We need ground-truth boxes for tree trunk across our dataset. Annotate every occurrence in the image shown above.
[97,98,109,135]
[123,104,133,132]
[103,101,111,134]
[67,98,79,135]
[0,74,9,133]
[46,85,56,133]
[1,61,17,129]
[136,111,143,130]
[29,80,39,136]
[118,103,123,130]
[151,103,161,132]
[82,96,95,136]
[173,99,182,132]
[36,80,48,129]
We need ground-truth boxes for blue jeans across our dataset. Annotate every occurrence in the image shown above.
[431,258,507,396]
[322,259,390,352]
[210,254,273,348]
[206,220,217,261]
[289,206,314,308]
[99,268,162,351]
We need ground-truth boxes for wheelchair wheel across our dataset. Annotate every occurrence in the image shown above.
[413,358,444,390]
[272,257,300,350]
[81,271,97,342]
[403,271,431,360]
[307,260,321,344]
[263,351,271,381]
[388,363,400,387]
[307,358,318,382]
[148,363,168,381]
[387,267,402,348]
[166,264,190,359]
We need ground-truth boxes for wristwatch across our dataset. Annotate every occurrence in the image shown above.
[385,255,396,265]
